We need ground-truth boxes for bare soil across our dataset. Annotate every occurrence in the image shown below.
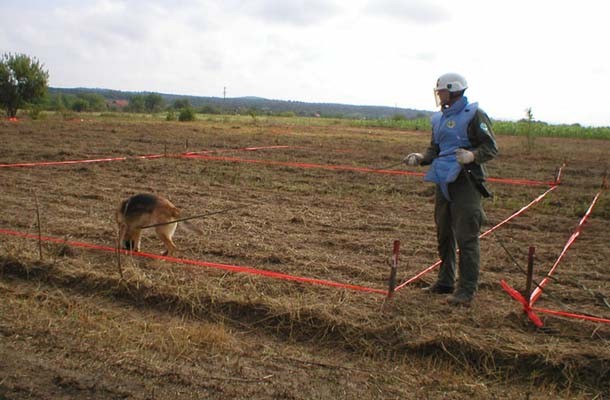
[1,115,609,399]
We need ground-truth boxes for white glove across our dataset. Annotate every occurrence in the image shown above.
[403,153,424,166]
[455,148,475,164]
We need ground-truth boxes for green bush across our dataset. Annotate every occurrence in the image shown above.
[200,104,221,114]
[166,110,177,121]
[77,92,106,111]
[28,105,44,120]
[71,99,89,112]
[178,108,195,121]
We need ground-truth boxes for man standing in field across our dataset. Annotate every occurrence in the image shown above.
[404,72,498,306]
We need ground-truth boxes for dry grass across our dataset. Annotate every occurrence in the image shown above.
[1,115,609,399]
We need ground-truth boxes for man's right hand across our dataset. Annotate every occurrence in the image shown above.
[403,153,424,166]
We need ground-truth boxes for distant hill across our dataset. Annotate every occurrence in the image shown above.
[48,87,433,120]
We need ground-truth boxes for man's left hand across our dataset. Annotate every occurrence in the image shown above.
[456,148,475,164]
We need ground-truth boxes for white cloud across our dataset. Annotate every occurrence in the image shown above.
[364,0,449,24]
[241,0,344,26]
[1,0,609,126]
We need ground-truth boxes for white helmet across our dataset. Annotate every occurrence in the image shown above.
[435,73,468,92]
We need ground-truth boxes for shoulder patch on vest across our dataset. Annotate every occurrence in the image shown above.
[446,120,456,128]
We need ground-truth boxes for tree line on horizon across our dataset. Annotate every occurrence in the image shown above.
[2,52,429,120]
[45,87,432,121]
[2,53,610,139]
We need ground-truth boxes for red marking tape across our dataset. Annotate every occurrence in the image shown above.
[501,280,610,326]
[479,185,559,238]
[0,154,163,168]
[501,182,608,327]
[0,146,294,169]
[0,147,556,187]
[531,307,610,325]
[529,189,603,305]
[500,280,543,327]
[185,154,554,186]
[487,176,558,187]
[394,185,559,291]
[183,154,425,177]
[180,145,295,156]
[0,228,387,296]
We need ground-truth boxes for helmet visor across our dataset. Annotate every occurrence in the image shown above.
[433,88,441,107]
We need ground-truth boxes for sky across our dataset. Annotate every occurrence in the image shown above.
[1,0,609,127]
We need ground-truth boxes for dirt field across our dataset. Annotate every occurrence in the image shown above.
[1,115,609,399]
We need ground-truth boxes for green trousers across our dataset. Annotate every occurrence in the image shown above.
[434,173,484,295]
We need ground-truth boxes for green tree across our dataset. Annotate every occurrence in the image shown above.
[172,98,190,109]
[58,94,77,110]
[128,95,145,112]
[144,93,164,113]
[0,53,49,117]
[51,93,67,111]
[78,92,106,111]
[200,104,221,114]
[71,98,89,112]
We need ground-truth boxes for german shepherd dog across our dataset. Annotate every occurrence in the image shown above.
[116,193,181,256]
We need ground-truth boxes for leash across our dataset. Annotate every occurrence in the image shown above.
[373,153,455,171]
[140,205,248,229]
[370,161,404,171]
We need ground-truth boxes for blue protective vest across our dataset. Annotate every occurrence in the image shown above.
[424,97,478,201]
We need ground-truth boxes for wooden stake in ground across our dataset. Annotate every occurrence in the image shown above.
[524,246,535,299]
[33,191,43,261]
[115,196,134,280]
[116,222,124,279]
[387,240,400,298]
